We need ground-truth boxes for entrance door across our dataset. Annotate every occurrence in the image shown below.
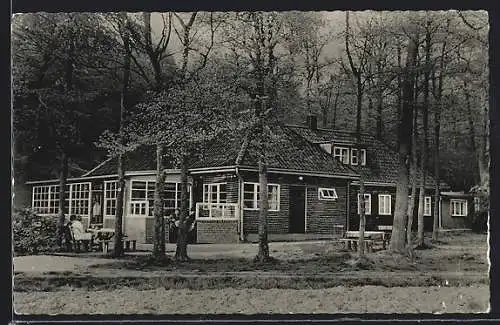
[289,186,306,233]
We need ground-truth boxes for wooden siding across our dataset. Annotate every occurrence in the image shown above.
[240,172,349,237]
[197,220,239,243]
[348,184,436,231]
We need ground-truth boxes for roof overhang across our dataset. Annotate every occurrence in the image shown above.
[25,169,181,185]
[238,166,359,180]
[441,192,473,198]
[351,180,441,189]
[188,166,237,174]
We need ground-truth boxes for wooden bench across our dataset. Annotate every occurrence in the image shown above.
[123,238,137,252]
[98,238,137,253]
[339,238,374,252]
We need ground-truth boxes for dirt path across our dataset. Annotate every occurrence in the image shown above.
[14,285,489,314]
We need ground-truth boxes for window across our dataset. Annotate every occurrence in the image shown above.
[351,148,358,165]
[203,183,228,205]
[474,197,481,212]
[424,196,432,216]
[104,181,118,217]
[243,182,280,211]
[318,188,338,200]
[130,180,188,216]
[357,193,371,215]
[164,182,186,214]
[33,183,91,216]
[451,199,467,217]
[360,149,366,166]
[68,183,91,216]
[378,194,391,215]
[333,147,350,164]
[32,185,59,215]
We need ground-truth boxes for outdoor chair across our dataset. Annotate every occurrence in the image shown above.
[69,227,93,253]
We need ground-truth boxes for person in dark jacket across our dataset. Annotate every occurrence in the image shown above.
[63,217,73,252]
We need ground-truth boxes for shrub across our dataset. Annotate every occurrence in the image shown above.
[465,210,488,233]
[13,208,59,255]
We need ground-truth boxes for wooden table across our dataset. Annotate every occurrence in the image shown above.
[92,228,115,253]
[342,231,389,251]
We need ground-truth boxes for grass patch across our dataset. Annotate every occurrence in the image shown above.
[89,252,353,274]
[14,273,489,292]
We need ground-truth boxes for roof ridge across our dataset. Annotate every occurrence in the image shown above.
[235,129,252,166]
[81,157,113,177]
[285,124,376,137]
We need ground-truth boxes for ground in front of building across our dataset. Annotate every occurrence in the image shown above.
[13,231,489,314]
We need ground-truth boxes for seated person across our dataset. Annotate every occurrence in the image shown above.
[69,215,93,241]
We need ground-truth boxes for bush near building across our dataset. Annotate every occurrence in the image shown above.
[13,209,58,256]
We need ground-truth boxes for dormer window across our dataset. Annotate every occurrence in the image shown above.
[333,147,350,164]
[333,146,366,166]
[351,148,358,165]
[351,148,366,166]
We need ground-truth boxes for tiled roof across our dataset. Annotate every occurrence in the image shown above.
[83,125,358,179]
[83,146,166,177]
[190,125,359,177]
[288,125,448,189]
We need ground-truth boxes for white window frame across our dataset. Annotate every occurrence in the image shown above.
[451,199,467,217]
[32,185,58,215]
[351,148,358,165]
[333,146,350,164]
[474,196,481,212]
[424,196,432,216]
[129,180,150,216]
[104,181,118,217]
[129,180,191,217]
[164,182,189,213]
[318,187,338,201]
[378,194,392,215]
[33,183,91,216]
[243,182,280,211]
[203,183,228,205]
[357,193,371,215]
[67,182,92,217]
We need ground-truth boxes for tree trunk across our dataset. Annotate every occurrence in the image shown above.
[175,154,190,261]
[432,109,441,241]
[152,144,166,262]
[113,14,131,257]
[255,157,270,262]
[407,93,419,251]
[113,154,125,257]
[464,80,480,184]
[396,44,403,150]
[332,85,341,130]
[56,152,68,248]
[432,18,450,242]
[376,86,384,140]
[417,23,431,247]
[356,79,366,258]
[390,34,418,253]
[142,12,163,90]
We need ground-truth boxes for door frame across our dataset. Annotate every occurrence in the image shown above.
[288,185,307,234]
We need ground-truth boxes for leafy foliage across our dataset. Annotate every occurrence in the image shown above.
[13,209,59,256]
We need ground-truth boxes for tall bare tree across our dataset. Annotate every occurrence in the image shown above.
[390,31,419,252]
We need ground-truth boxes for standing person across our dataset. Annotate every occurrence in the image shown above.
[169,209,180,243]
[92,198,102,225]
[63,216,73,252]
